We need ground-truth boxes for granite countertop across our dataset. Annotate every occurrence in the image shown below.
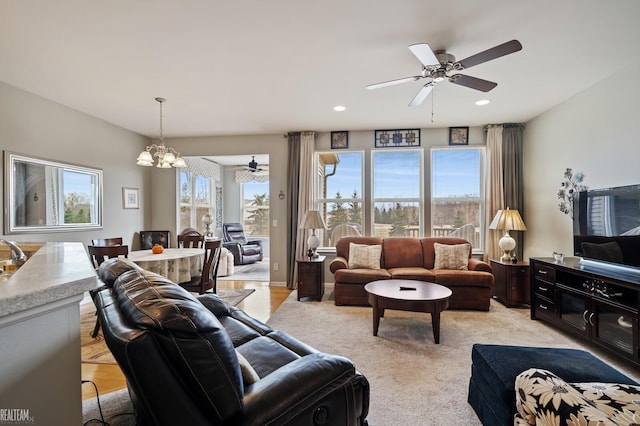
[0,242,99,318]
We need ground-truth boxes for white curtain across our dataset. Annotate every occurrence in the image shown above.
[295,131,315,264]
[484,125,504,261]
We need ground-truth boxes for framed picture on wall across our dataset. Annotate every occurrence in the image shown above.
[122,187,139,209]
[331,131,349,149]
[449,127,469,145]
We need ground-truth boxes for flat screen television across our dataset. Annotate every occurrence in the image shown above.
[573,184,640,276]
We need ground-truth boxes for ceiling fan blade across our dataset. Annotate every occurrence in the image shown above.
[366,76,422,90]
[409,83,435,107]
[456,40,522,70]
[408,43,439,67]
[449,74,497,92]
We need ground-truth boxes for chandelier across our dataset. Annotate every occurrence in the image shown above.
[136,97,187,168]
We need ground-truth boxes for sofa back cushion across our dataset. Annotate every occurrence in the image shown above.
[382,237,424,269]
[113,267,244,421]
[421,237,472,269]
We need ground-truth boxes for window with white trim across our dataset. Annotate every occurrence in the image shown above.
[372,149,423,237]
[315,151,364,246]
[430,147,484,250]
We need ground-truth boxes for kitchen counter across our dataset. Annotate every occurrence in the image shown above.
[0,242,99,425]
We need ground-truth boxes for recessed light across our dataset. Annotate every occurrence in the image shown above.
[475,99,490,106]
[333,105,346,112]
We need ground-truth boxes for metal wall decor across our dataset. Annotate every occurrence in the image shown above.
[374,129,420,148]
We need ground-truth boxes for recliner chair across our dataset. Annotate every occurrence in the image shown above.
[222,223,263,265]
[93,258,370,426]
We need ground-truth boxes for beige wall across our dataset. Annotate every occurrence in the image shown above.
[524,60,640,260]
[0,82,150,248]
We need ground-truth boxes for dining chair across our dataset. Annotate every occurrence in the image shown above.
[88,244,129,267]
[91,237,124,246]
[139,230,170,249]
[177,233,205,248]
[179,239,222,294]
[87,244,129,337]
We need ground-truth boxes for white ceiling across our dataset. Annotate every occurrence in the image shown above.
[1,1,639,139]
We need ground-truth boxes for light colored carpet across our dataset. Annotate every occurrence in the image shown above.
[218,258,269,281]
[266,286,640,426]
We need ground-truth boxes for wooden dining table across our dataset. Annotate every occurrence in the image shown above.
[128,248,204,284]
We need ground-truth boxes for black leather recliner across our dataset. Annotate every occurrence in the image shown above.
[222,222,263,265]
[93,258,370,426]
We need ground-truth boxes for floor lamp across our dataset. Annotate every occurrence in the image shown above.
[489,208,527,262]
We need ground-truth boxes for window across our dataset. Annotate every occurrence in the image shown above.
[372,150,422,237]
[315,151,363,246]
[179,170,212,232]
[430,147,484,250]
[242,180,269,237]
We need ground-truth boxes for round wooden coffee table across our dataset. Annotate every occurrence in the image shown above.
[364,279,452,344]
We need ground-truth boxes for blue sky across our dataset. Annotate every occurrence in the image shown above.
[63,170,94,195]
[241,148,481,201]
[325,149,480,199]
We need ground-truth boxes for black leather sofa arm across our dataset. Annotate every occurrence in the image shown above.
[243,353,367,426]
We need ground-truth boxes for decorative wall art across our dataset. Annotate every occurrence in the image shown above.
[122,187,139,209]
[374,129,420,148]
[449,127,469,145]
[331,131,349,149]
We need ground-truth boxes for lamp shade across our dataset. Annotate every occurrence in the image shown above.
[489,208,526,262]
[489,208,527,231]
[301,210,327,230]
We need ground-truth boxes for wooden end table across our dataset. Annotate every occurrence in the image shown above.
[296,256,325,301]
[364,280,452,344]
[490,259,530,307]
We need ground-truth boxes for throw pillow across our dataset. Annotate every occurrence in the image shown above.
[348,243,382,269]
[433,243,470,270]
[236,350,260,385]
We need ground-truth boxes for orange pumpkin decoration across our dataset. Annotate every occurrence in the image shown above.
[152,244,164,254]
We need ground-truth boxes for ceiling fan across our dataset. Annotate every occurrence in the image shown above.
[366,40,522,106]
[247,156,263,172]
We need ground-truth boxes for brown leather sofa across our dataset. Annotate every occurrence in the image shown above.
[330,236,494,310]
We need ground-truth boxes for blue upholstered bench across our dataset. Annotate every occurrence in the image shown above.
[467,344,638,425]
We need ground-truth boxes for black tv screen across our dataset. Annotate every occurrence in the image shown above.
[573,184,640,270]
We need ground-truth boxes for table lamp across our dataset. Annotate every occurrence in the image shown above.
[489,207,527,262]
[301,210,326,258]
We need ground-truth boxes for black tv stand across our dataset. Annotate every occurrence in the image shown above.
[530,257,640,366]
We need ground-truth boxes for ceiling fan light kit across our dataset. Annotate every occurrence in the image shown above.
[367,39,522,106]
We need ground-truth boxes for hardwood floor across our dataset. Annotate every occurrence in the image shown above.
[81,280,291,400]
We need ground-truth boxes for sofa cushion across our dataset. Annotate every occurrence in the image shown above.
[334,268,391,284]
[433,242,471,270]
[431,270,494,288]
[113,268,244,419]
[388,267,435,282]
[348,243,382,269]
[382,237,424,269]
